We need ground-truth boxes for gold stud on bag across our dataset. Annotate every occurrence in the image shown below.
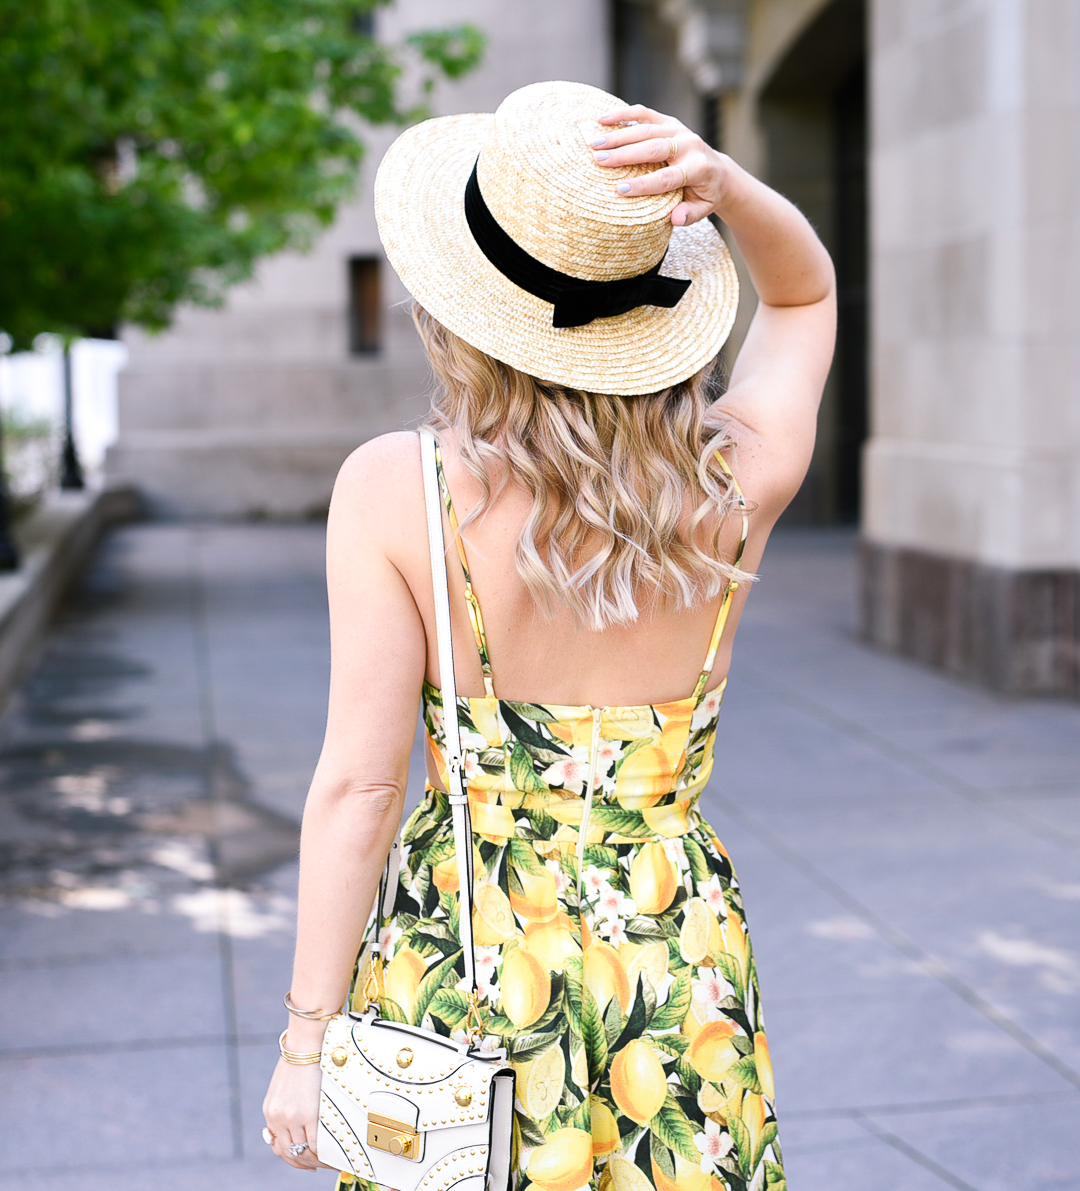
[315,431,516,1191]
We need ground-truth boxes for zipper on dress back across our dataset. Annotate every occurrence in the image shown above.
[576,707,604,906]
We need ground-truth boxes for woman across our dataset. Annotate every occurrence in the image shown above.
[263,81,834,1191]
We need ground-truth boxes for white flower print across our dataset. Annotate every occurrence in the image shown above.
[700,873,727,914]
[581,865,610,896]
[464,752,481,782]
[457,945,502,1000]
[598,918,629,946]
[429,703,445,733]
[378,922,402,963]
[460,729,488,753]
[691,965,733,1019]
[595,880,636,923]
[541,746,591,791]
[694,1117,734,1173]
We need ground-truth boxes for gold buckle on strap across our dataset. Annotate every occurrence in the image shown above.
[366,1112,421,1159]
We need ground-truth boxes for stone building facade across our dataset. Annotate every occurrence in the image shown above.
[108,0,1080,695]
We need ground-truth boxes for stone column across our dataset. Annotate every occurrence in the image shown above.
[861,0,1080,695]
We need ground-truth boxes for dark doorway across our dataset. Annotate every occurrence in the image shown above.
[760,0,868,524]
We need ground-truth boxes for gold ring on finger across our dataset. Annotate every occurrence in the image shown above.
[678,165,688,188]
[668,137,680,160]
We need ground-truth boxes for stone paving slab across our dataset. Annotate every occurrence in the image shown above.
[0,522,1077,1190]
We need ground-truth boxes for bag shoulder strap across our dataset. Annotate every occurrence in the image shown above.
[420,430,478,994]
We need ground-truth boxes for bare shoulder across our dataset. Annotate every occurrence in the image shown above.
[327,432,425,564]
[332,431,421,506]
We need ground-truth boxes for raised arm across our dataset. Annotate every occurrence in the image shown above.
[594,104,836,519]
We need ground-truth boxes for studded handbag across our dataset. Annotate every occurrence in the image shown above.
[316,431,516,1190]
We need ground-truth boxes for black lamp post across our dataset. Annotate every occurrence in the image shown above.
[0,358,20,571]
[60,341,85,490]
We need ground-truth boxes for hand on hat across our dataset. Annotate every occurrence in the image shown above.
[592,106,727,228]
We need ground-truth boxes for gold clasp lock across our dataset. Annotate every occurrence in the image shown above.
[366,1112,421,1160]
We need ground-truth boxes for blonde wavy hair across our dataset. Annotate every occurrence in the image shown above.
[415,305,753,631]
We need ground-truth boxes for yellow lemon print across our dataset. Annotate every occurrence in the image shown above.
[626,939,669,992]
[610,1038,668,1125]
[525,912,580,970]
[688,1020,740,1082]
[679,897,713,965]
[652,1153,712,1191]
[753,1031,775,1099]
[521,1044,565,1121]
[607,1157,656,1191]
[526,1128,594,1191]
[615,742,674,809]
[499,944,551,1028]
[741,1090,767,1153]
[509,865,559,922]
[697,1080,726,1117]
[472,883,517,945]
[383,947,426,1021]
[583,940,630,1015]
[680,997,709,1041]
[629,841,678,914]
[589,1096,620,1157]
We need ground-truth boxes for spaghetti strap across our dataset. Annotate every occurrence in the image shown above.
[433,441,496,697]
[692,452,749,704]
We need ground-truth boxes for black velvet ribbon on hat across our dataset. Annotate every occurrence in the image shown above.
[464,161,691,328]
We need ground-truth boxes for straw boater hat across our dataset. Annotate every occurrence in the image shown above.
[374,80,739,397]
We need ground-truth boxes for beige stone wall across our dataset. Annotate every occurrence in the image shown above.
[865,0,1080,571]
[108,0,611,517]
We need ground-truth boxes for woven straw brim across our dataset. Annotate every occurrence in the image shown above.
[375,114,739,396]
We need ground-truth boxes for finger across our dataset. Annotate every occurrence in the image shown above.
[594,136,678,170]
[598,104,664,126]
[274,1128,317,1170]
[671,198,714,227]
[614,163,688,197]
[590,121,682,151]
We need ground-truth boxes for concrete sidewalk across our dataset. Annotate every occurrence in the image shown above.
[0,523,1077,1191]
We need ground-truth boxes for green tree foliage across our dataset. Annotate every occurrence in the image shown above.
[0,0,483,348]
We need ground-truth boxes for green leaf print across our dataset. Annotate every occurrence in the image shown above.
[713,950,742,989]
[650,1035,688,1060]
[516,1114,548,1149]
[412,953,462,1026]
[764,1159,787,1189]
[611,974,650,1052]
[649,1091,701,1165]
[727,1115,752,1178]
[581,984,608,1081]
[675,1057,702,1095]
[728,1057,761,1093]
[374,996,408,1023]
[566,1098,591,1132]
[563,955,584,1037]
[754,1121,778,1174]
[509,743,548,794]
[427,988,471,1028]
[500,704,569,754]
[508,837,548,875]
[650,1135,676,1184]
[683,837,713,885]
[587,806,653,837]
[503,700,561,724]
[583,844,620,870]
[414,931,461,958]
[603,996,624,1048]
[648,969,692,1031]
[625,915,679,940]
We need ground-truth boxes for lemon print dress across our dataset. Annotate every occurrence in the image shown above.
[338,447,785,1191]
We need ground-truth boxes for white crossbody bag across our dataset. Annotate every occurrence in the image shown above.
[316,430,516,1190]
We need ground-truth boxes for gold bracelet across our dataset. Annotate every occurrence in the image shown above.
[284,992,339,1021]
[279,1029,322,1065]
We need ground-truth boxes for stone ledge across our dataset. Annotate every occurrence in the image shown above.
[0,486,143,713]
[858,539,1080,698]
